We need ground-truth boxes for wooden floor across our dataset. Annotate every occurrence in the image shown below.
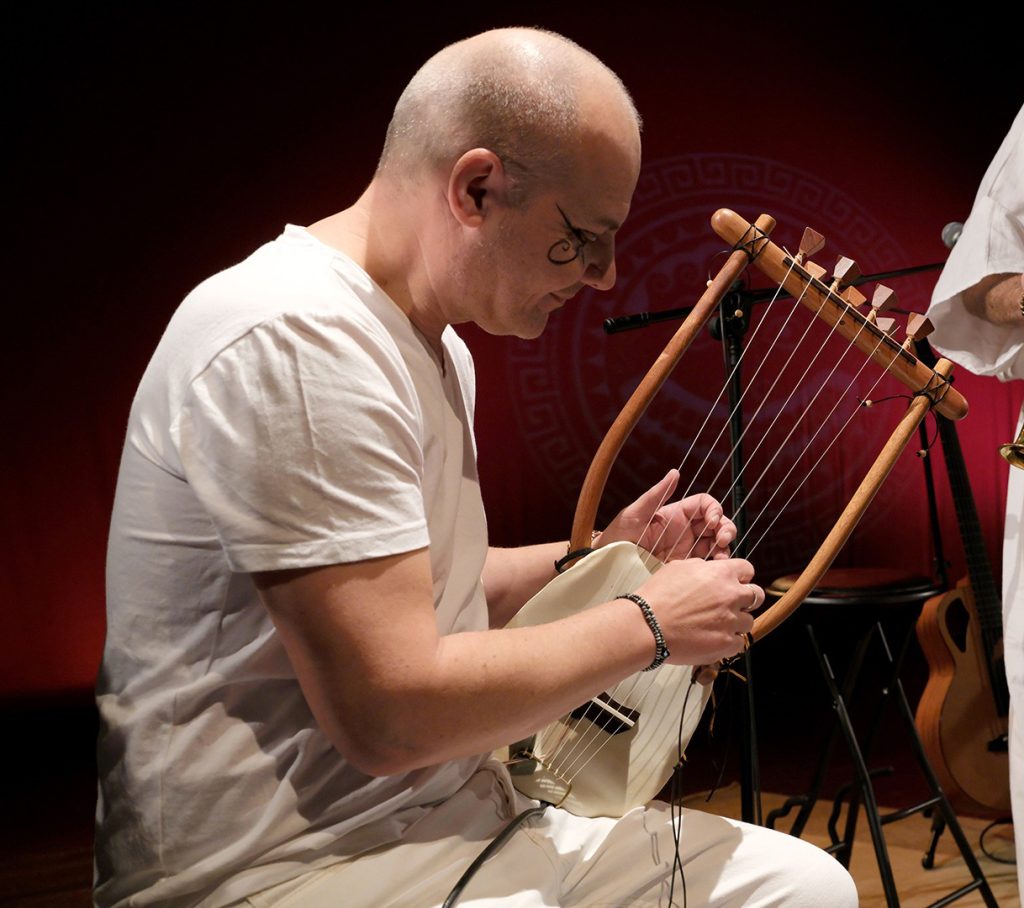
[692,784,1019,908]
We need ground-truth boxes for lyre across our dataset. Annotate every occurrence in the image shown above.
[503,209,968,818]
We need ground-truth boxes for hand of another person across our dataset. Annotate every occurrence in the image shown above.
[598,469,736,562]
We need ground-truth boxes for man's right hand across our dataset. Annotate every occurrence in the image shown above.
[633,557,763,666]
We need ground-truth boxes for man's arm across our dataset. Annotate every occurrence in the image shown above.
[961,272,1024,325]
[255,543,757,779]
[482,542,565,628]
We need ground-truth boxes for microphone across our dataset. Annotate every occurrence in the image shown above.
[942,221,963,249]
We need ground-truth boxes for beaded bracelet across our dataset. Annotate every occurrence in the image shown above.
[617,592,670,671]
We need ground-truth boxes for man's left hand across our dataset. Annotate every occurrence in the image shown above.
[597,469,735,562]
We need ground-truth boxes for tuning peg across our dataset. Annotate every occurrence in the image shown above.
[828,257,862,310]
[833,256,860,286]
[829,257,861,303]
[865,285,896,324]
[798,227,825,263]
[876,316,897,334]
[872,285,897,312]
[842,285,867,307]
[806,261,827,281]
[903,313,934,349]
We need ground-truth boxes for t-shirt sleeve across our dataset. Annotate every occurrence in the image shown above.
[171,311,431,572]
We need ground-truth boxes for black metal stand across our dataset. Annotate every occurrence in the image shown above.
[713,291,762,826]
[767,611,998,908]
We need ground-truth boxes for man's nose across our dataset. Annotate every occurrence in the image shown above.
[582,239,616,291]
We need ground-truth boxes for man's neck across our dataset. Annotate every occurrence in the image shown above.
[307,183,450,355]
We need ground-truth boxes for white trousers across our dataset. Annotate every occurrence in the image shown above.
[242,761,857,908]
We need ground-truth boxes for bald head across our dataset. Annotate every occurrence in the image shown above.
[377,28,640,198]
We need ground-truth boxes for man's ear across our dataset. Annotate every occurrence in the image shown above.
[447,148,508,228]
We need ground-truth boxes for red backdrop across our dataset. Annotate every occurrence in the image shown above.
[3,4,1020,699]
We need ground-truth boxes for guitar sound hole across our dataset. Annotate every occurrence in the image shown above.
[569,692,640,736]
[987,733,1009,754]
[943,597,970,653]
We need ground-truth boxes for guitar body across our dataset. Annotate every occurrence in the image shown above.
[911,338,1009,819]
[504,542,712,818]
[915,578,1010,817]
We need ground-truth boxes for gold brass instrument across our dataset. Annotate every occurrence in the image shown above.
[1000,423,1024,470]
[1008,275,1024,469]
[998,273,1024,470]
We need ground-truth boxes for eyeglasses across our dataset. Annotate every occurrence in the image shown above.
[548,204,599,266]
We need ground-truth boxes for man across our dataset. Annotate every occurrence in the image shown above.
[927,103,1024,898]
[96,28,857,907]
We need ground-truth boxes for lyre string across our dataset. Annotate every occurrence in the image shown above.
[657,262,802,521]
[652,276,835,565]
[548,326,898,785]
[550,313,907,785]
[740,343,926,559]
[598,220,791,585]
[663,270,922,570]
[547,673,651,783]
[533,253,926,796]
[626,257,804,576]
[736,330,902,558]
[629,251,845,573]
[675,296,881,563]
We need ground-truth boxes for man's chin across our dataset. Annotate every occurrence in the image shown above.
[477,312,550,341]
[517,312,552,340]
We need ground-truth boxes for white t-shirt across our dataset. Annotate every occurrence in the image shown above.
[96,227,490,907]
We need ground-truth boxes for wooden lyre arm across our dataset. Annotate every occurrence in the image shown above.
[569,213,777,551]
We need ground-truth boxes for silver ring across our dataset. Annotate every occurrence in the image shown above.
[744,584,760,612]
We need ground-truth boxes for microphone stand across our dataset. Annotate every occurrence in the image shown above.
[602,260,944,825]
[711,288,762,824]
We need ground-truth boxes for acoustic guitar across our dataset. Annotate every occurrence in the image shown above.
[504,210,967,818]
[914,341,1010,818]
